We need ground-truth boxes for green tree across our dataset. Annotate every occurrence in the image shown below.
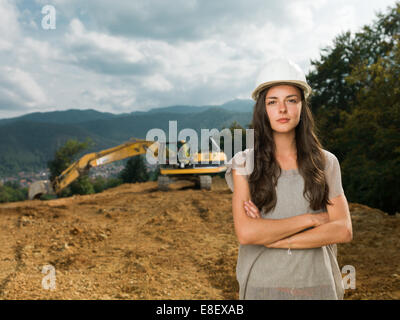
[92,176,107,193]
[336,39,400,214]
[105,177,123,189]
[148,169,160,181]
[214,121,249,179]
[308,3,400,150]
[119,155,149,183]
[69,175,95,195]
[307,2,400,214]
[220,121,248,153]
[0,182,28,203]
[47,137,95,197]
[91,176,123,193]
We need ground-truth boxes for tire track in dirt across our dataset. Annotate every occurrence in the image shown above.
[0,242,25,297]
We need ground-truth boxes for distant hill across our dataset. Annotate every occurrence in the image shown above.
[79,108,251,142]
[0,99,254,125]
[219,99,255,113]
[0,120,119,177]
[141,99,254,115]
[0,109,121,126]
[0,99,253,177]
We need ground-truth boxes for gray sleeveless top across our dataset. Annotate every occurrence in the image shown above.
[225,148,345,300]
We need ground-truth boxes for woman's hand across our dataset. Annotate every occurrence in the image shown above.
[244,200,261,219]
[311,212,330,227]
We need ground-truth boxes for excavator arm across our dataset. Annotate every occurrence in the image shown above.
[28,138,161,200]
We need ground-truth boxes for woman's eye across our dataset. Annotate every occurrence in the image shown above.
[267,101,276,105]
[288,99,297,103]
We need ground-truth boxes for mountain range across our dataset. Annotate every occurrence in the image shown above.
[0,99,254,177]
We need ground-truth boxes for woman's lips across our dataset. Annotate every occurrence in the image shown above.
[277,119,290,123]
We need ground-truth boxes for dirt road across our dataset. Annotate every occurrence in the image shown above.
[0,177,398,299]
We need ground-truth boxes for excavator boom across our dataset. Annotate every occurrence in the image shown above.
[28,139,160,200]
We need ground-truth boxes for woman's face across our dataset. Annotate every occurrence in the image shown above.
[265,84,302,132]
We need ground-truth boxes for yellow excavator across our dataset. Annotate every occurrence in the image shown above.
[28,138,228,200]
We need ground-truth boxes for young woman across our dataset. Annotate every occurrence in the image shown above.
[225,58,352,300]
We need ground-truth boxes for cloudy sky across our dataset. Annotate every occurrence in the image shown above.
[0,0,397,119]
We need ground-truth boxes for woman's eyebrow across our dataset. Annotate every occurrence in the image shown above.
[266,94,299,99]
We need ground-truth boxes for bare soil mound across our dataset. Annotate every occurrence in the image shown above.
[0,177,398,299]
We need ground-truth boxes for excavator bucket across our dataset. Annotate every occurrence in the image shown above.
[28,180,56,200]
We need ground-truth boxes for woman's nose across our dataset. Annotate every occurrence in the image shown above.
[278,100,288,111]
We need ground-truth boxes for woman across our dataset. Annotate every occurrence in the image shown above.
[225,58,352,300]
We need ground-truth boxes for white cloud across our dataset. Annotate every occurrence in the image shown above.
[0,0,20,52]
[286,1,315,31]
[17,37,64,63]
[0,39,12,51]
[63,18,253,96]
[79,86,138,112]
[0,0,20,34]
[0,67,47,109]
[67,19,144,63]
[0,0,398,118]
[143,74,173,92]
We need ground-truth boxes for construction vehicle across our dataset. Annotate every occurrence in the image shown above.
[28,138,228,200]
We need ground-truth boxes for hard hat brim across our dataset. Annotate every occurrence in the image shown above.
[251,80,312,101]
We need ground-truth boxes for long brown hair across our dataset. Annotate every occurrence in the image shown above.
[248,85,332,214]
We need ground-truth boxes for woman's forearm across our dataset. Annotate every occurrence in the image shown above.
[240,213,316,245]
[265,219,352,249]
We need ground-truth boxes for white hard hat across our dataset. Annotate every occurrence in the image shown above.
[251,57,312,101]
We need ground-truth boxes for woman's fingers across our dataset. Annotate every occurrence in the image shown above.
[248,200,261,218]
[247,201,260,217]
[244,202,256,218]
[252,202,261,218]
[244,201,261,218]
[244,203,255,218]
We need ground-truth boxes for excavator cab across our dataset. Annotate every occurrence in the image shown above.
[157,138,227,191]
[162,140,191,168]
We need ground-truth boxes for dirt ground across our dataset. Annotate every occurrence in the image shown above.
[0,177,399,300]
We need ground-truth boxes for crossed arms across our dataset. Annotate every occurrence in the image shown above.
[231,168,353,249]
